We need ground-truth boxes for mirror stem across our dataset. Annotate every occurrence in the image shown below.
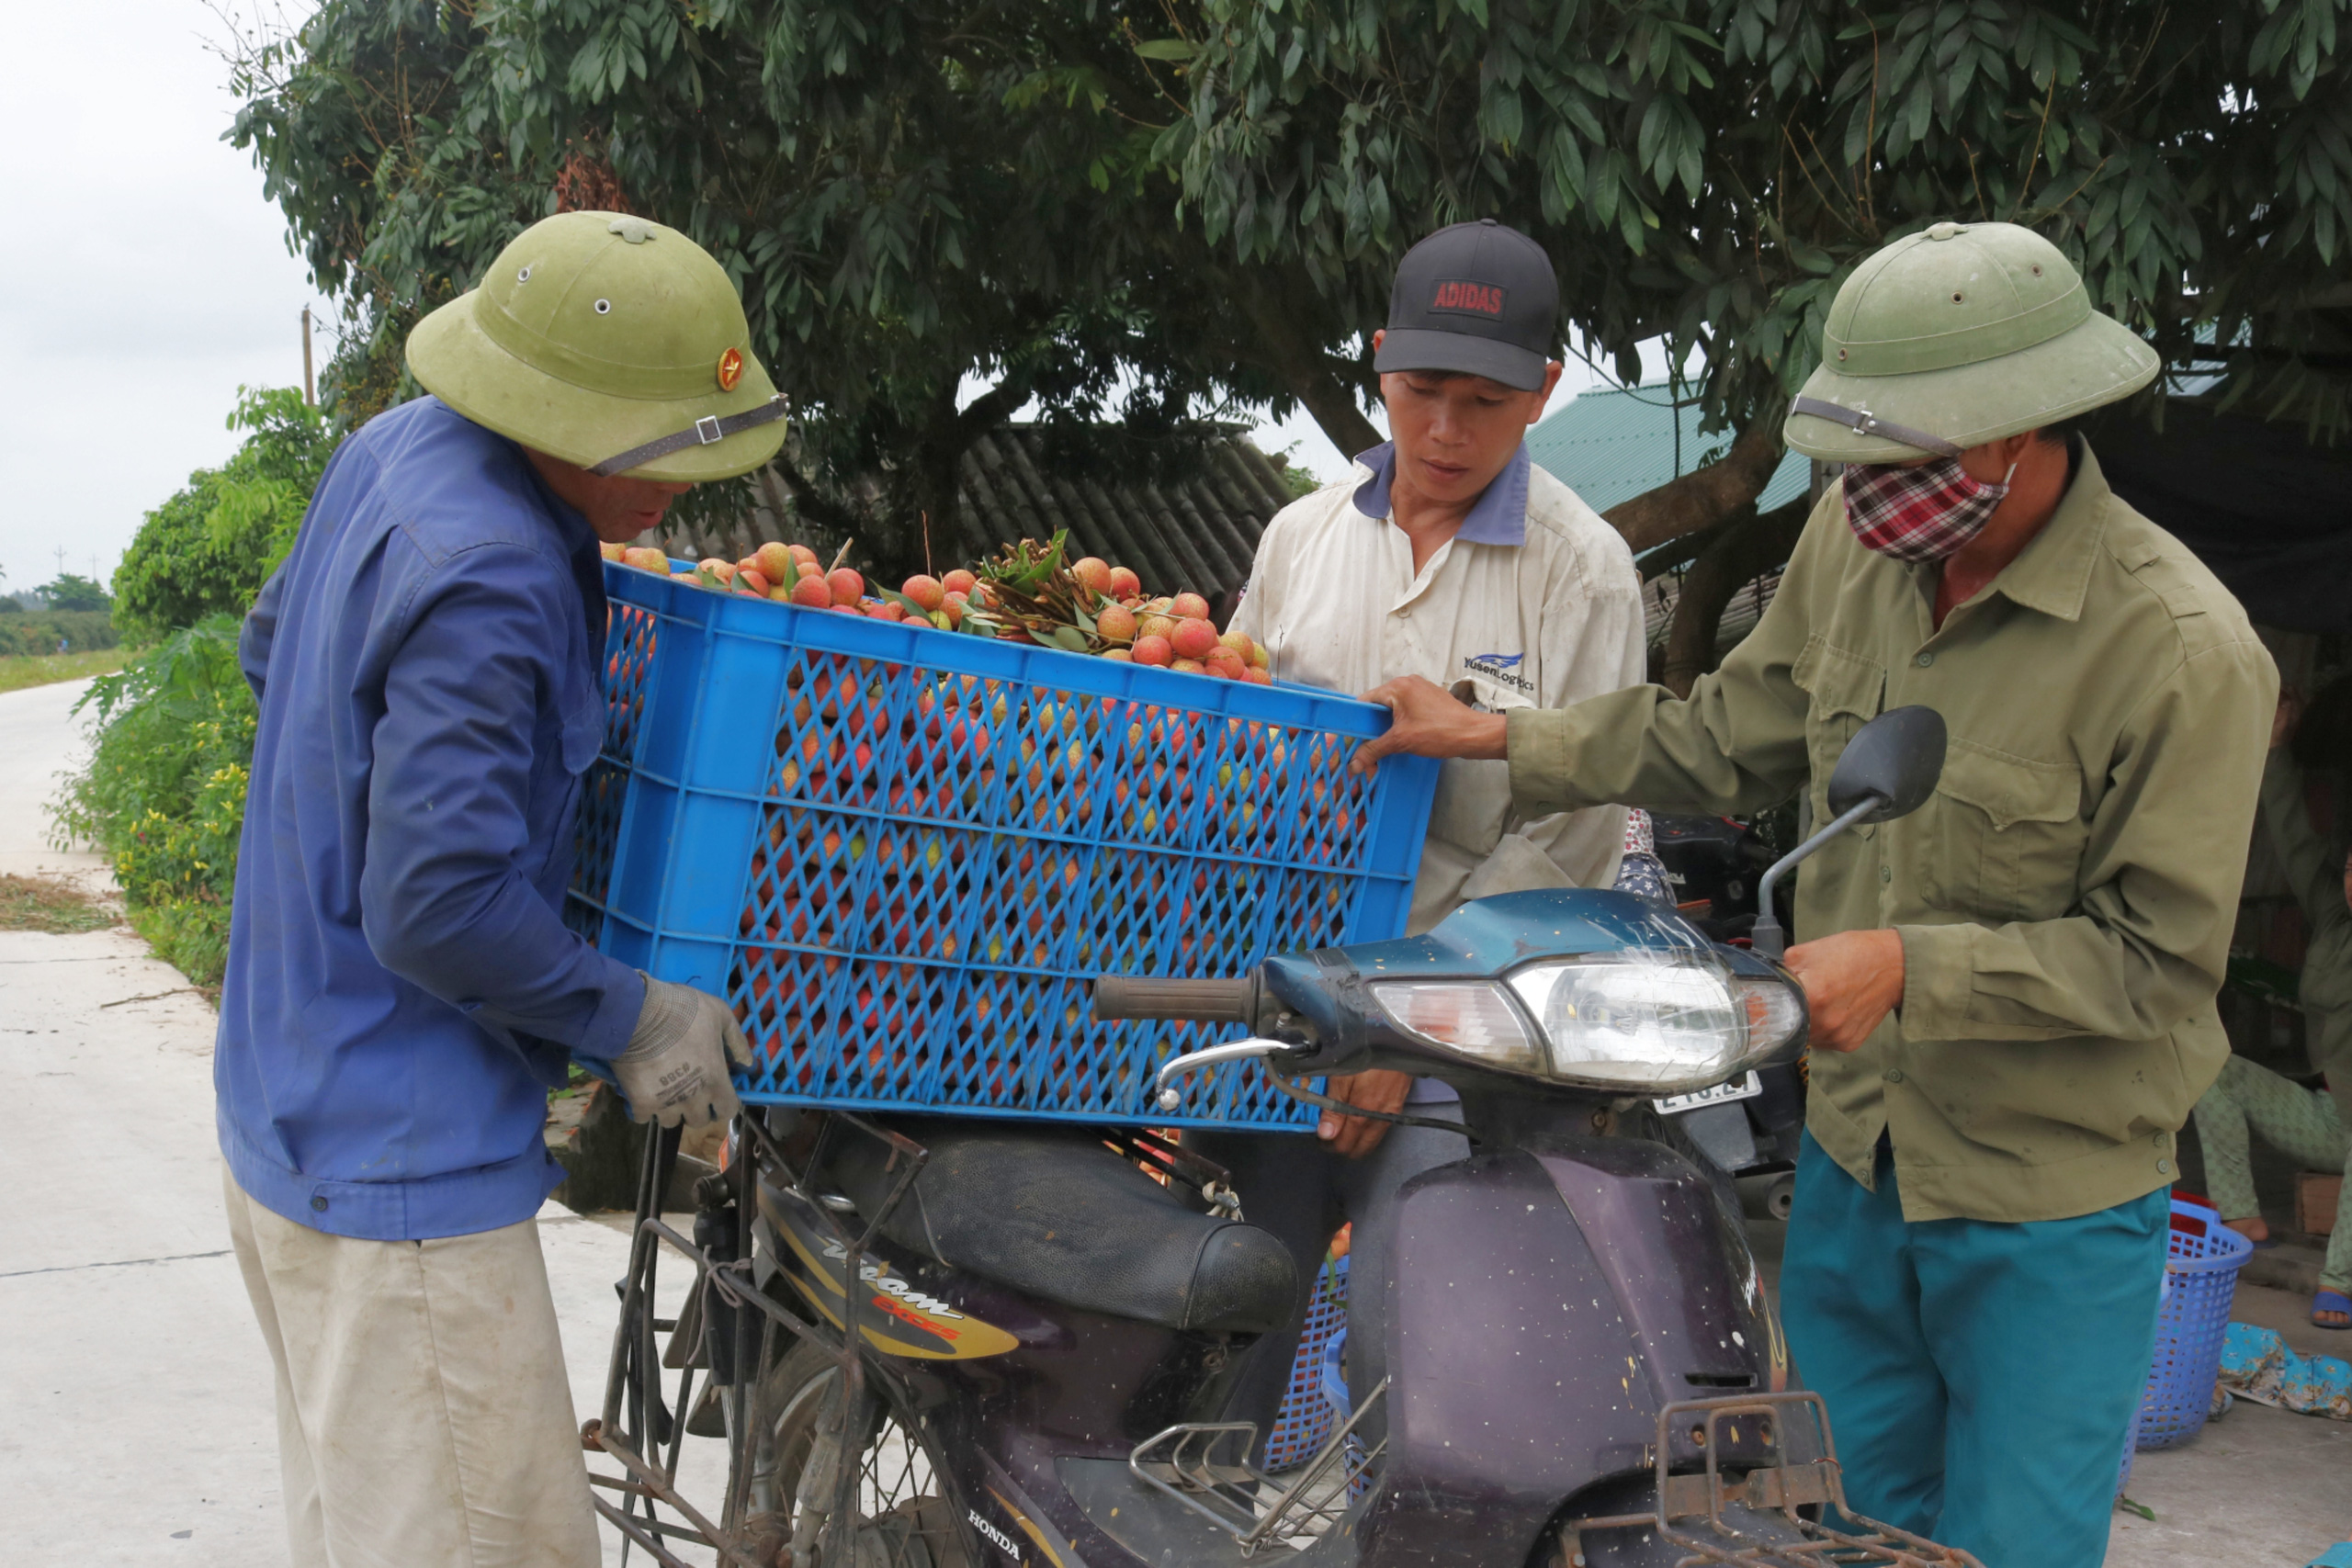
[1750,794,1886,960]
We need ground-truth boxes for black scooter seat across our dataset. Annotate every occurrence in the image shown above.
[828,1121,1297,1336]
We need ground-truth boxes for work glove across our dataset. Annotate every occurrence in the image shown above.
[611,975,752,1128]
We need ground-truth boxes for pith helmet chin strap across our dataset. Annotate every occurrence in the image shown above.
[590,394,789,477]
[1791,396,1965,460]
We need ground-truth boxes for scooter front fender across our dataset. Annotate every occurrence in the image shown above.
[1359,1136,1782,1568]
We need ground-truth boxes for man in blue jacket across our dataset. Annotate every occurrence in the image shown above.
[218,211,788,1568]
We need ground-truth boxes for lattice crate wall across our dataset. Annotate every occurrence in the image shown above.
[568,565,1439,1131]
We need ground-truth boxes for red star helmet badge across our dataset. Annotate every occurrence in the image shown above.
[716,347,744,391]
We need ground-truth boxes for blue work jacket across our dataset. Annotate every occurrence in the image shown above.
[217,396,644,1241]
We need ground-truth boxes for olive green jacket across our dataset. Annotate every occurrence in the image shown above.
[2258,751,2352,1122]
[1508,445,2278,1222]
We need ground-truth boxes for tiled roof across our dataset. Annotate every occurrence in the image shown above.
[955,424,1296,602]
[1527,383,1809,519]
[656,424,1297,604]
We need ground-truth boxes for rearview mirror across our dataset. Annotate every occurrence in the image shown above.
[1749,705,1948,960]
[1826,705,1947,822]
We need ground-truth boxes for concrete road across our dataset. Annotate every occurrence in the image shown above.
[0,679,695,1566]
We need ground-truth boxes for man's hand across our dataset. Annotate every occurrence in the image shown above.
[1350,675,1510,776]
[1782,930,1905,1054]
[610,975,752,1127]
[2272,687,2302,751]
[1317,1069,1415,1157]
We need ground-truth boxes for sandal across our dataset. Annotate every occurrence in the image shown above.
[2314,1289,2351,1330]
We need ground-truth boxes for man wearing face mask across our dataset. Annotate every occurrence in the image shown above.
[1351,221,2277,1568]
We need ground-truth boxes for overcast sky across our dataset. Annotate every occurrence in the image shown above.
[0,1,1628,601]
[0,1,327,598]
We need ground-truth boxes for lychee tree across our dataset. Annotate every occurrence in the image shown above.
[1155,0,2352,680]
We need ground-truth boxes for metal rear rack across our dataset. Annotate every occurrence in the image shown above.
[1127,1378,1387,1556]
[1565,1393,1984,1568]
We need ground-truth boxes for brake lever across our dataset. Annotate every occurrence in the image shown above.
[1154,1038,1298,1111]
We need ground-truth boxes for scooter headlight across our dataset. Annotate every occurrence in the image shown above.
[1507,951,1759,1094]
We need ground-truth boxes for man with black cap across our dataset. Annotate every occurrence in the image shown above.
[1201,218,1650,1450]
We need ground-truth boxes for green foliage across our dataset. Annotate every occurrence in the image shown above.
[113,388,335,641]
[38,574,111,612]
[222,1,1331,575]
[0,612,119,659]
[1165,0,2352,440]
[51,617,256,987]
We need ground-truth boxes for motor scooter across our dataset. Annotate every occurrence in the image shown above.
[586,707,1973,1568]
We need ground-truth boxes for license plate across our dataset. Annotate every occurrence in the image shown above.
[1654,1071,1763,1115]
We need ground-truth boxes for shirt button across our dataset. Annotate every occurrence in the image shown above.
[311,1195,330,1213]
[1880,865,1892,884]
[1915,652,1935,668]
[2156,1158,2171,1175]
[1883,1069,1905,1084]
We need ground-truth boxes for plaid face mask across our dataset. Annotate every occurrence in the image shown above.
[1841,456,2014,564]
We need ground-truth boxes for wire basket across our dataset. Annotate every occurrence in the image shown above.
[2134,1196,2254,1450]
[569,566,1439,1130]
[1265,1258,1350,1469]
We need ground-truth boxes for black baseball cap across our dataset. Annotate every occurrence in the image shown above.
[1374,219,1559,391]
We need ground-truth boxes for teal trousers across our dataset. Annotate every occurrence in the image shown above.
[1780,1133,2170,1568]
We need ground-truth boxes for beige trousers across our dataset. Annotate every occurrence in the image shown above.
[222,1168,604,1568]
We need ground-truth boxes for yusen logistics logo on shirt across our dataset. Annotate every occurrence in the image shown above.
[1464,651,1532,693]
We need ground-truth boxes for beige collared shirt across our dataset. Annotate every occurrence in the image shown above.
[1507,443,2278,1222]
[1232,457,1647,934]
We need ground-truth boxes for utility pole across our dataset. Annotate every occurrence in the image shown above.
[301,307,316,406]
[53,545,67,579]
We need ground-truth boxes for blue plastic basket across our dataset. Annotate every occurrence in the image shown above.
[1265,1257,1349,1469]
[2133,1197,2254,1450]
[568,564,1439,1130]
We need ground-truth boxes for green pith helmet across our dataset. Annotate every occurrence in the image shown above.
[1782,220,2158,464]
[406,211,787,483]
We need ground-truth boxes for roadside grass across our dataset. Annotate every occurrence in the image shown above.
[0,649,128,696]
[0,873,119,933]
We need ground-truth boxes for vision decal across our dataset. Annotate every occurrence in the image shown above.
[771,1203,1020,1360]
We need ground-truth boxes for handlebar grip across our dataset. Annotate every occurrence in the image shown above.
[1091,976,1255,1022]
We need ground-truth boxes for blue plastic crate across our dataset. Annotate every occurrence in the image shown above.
[568,562,1439,1131]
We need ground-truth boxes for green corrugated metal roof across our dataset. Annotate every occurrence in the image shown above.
[1526,383,1809,516]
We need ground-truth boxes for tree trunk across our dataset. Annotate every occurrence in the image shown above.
[1231,272,1384,457]
[1602,402,1791,557]
[1659,495,1811,697]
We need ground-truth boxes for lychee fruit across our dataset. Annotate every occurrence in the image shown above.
[790,574,832,609]
[1204,646,1246,680]
[1170,657,1207,674]
[1102,648,1133,662]
[755,542,796,581]
[1107,565,1141,599]
[828,568,865,606]
[1139,615,1178,643]
[599,541,626,561]
[1170,592,1211,621]
[1131,635,1173,667]
[1094,604,1138,644]
[1170,618,1219,661]
[737,568,772,596]
[1218,629,1255,661]
[901,574,946,613]
[622,546,669,572]
[943,569,978,596]
[699,558,738,583]
[1241,666,1272,685]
